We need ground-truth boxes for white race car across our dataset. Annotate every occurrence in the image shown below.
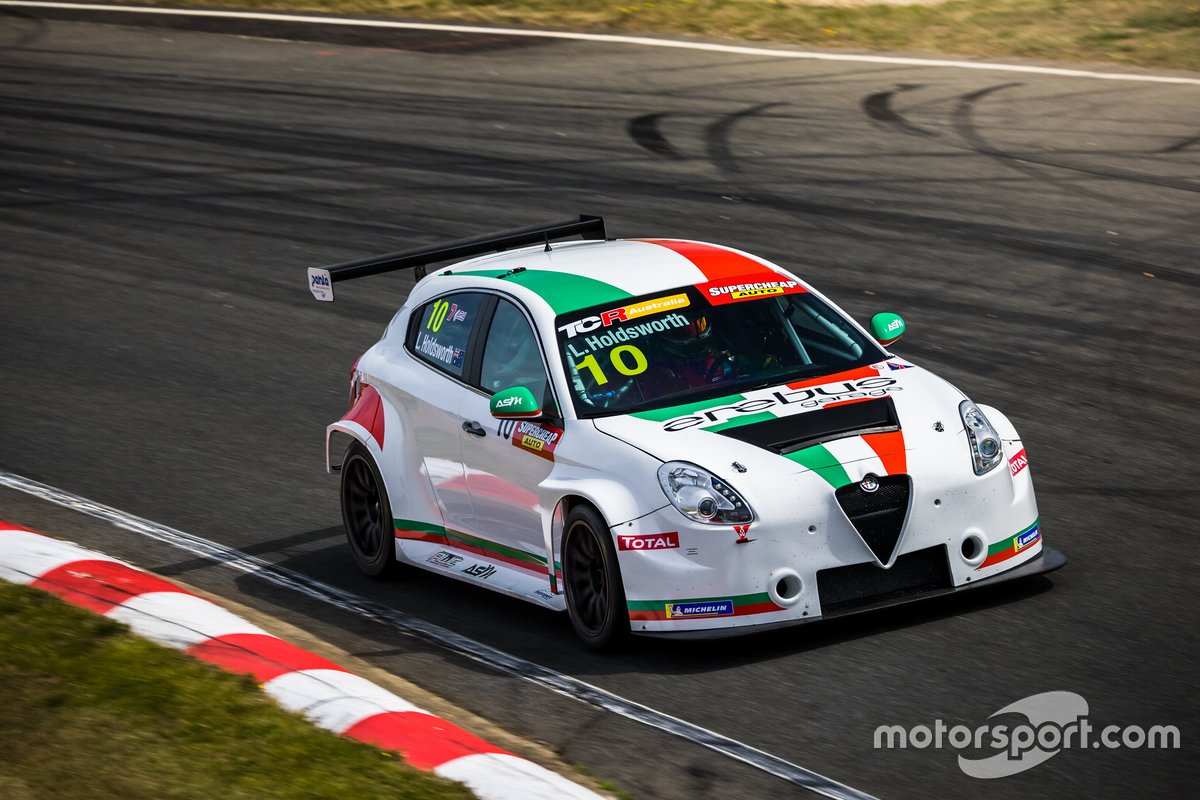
[310,216,1064,649]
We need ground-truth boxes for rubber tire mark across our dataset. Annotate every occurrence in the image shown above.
[705,102,786,175]
[954,83,1200,194]
[862,84,937,138]
[627,112,685,160]
[1160,134,1200,154]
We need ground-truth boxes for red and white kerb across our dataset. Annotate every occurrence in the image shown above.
[0,523,602,800]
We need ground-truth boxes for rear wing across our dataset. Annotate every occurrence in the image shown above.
[306,215,607,302]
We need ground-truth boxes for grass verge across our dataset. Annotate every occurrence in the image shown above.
[107,0,1200,71]
[0,581,475,800]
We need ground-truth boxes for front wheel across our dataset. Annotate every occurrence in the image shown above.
[340,441,397,577]
[563,505,629,650]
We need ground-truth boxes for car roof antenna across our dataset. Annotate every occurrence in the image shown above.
[544,232,553,252]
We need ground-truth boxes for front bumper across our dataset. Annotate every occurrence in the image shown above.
[635,545,1066,639]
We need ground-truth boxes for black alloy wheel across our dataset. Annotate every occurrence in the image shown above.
[563,504,629,650]
[340,442,397,576]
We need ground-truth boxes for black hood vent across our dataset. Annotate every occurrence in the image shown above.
[715,397,899,455]
[836,474,911,566]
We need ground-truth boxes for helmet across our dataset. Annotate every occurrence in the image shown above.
[661,313,712,356]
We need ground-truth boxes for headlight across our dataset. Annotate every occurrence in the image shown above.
[657,462,754,524]
[959,399,1003,475]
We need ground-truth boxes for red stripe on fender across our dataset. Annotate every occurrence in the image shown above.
[635,239,771,281]
[787,365,880,390]
[394,529,445,544]
[862,430,907,476]
[343,711,510,770]
[821,397,876,410]
[343,385,386,450]
[187,633,347,684]
[31,559,190,614]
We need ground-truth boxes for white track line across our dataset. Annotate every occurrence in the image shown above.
[3,1,1199,86]
[0,469,877,800]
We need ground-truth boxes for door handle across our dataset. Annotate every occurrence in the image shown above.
[462,420,487,438]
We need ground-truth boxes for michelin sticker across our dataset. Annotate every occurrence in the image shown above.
[666,600,734,618]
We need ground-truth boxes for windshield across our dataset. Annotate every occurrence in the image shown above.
[556,281,888,418]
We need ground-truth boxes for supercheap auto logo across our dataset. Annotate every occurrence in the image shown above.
[510,420,563,461]
[558,293,690,338]
[699,272,808,305]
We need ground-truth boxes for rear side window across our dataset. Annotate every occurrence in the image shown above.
[409,293,486,379]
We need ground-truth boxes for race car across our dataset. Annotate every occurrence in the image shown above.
[309,215,1065,649]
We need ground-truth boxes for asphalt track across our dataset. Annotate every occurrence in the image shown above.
[1,7,1198,799]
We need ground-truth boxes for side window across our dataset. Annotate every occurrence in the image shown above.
[480,300,550,405]
[409,293,486,379]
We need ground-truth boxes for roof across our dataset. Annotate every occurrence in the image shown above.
[439,238,792,315]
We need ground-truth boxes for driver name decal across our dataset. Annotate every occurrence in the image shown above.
[558,293,690,338]
[415,332,465,368]
[511,420,563,461]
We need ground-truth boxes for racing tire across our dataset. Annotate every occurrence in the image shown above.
[340,441,397,577]
[563,504,630,651]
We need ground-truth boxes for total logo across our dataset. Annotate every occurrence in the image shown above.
[617,532,679,551]
[1009,448,1029,477]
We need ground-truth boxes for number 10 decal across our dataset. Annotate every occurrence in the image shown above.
[427,299,450,332]
[573,344,648,385]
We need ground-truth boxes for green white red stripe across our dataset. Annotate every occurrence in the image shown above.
[977,519,1041,569]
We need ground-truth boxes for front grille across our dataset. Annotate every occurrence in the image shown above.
[817,545,952,614]
[836,474,911,564]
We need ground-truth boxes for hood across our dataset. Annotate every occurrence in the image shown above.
[592,360,965,483]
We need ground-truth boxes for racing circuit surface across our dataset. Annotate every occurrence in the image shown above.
[1,7,1198,799]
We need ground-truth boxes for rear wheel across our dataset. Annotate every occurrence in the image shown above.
[340,441,396,576]
[563,504,629,650]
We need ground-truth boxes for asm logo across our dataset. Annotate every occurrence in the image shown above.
[462,563,497,579]
[494,396,522,408]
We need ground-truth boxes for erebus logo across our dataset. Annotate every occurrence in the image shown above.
[662,376,899,431]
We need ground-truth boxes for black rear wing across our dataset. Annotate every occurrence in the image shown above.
[306,215,607,302]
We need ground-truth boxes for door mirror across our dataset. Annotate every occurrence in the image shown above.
[489,386,542,419]
[870,312,906,345]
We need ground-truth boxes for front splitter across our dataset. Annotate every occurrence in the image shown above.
[636,545,1067,640]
